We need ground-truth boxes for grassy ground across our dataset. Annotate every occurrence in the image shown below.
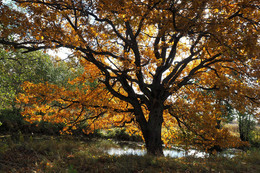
[0,135,260,173]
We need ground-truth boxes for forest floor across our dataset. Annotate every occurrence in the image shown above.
[0,135,260,173]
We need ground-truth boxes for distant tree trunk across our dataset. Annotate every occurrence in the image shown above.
[239,118,249,142]
[238,113,254,142]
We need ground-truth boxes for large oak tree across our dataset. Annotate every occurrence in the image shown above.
[1,0,259,155]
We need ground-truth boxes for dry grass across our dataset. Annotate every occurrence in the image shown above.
[0,135,260,173]
[224,123,240,137]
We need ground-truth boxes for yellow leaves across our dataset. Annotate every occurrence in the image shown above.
[156,58,163,66]
[214,8,219,13]
[35,35,44,40]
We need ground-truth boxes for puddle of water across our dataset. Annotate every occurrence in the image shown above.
[107,147,146,156]
[107,147,207,158]
[107,141,239,158]
[164,148,206,158]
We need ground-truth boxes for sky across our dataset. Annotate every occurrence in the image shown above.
[47,48,73,60]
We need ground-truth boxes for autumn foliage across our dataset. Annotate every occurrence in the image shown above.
[1,0,259,155]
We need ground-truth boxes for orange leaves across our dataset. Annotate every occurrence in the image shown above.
[16,93,29,104]
[163,78,250,151]
[2,0,259,154]
[78,58,102,83]
[35,35,44,41]
[17,68,133,134]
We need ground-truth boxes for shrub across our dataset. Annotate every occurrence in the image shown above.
[0,108,64,135]
[0,108,25,133]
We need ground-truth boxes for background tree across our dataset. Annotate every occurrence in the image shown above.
[0,48,51,109]
[1,0,259,155]
[0,47,83,133]
[238,112,256,142]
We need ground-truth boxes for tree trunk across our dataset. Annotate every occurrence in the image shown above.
[144,123,163,156]
[142,100,164,156]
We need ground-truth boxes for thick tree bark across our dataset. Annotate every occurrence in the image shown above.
[141,99,164,156]
[144,122,163,156]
